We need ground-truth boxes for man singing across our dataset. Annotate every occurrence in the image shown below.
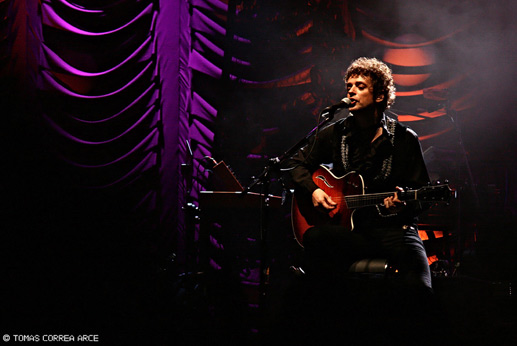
[289,57,432,290]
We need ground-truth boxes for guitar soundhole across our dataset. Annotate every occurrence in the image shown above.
[315,175,334,188]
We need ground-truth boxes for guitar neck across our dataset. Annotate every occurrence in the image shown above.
[344,190,416,209]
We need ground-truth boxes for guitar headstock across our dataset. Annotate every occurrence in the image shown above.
[417,183,456,204]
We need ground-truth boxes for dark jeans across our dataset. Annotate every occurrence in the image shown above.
[302,223,432,290]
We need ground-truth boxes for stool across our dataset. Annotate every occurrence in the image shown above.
[349,258,388,273]
[289,258,396,279]
[346,258,394,285]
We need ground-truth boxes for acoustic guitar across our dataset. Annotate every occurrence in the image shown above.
[291,165,454,247]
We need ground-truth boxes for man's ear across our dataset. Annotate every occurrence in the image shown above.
[375,93,385,103]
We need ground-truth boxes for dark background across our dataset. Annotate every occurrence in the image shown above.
[3,0,516,344]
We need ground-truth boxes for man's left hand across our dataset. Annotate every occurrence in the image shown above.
[383,187,406,214]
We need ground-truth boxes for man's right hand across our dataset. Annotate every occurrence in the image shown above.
[311,188,337,210]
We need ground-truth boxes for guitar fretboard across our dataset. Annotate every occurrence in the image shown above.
[344,191,417,209]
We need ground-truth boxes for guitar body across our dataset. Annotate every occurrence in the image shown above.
[291,166,365,247]
[291,165,454,247]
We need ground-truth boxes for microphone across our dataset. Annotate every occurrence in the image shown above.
[322,98,352,112]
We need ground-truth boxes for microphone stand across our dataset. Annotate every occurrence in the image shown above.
[446,98,479,276]
[243,106,339,333]
[244,106,338,193]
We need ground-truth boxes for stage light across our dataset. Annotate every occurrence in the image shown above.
[383,34,436,87]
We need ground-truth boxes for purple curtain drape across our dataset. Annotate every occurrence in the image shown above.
[2,0,192,260]
[3,0,194,339]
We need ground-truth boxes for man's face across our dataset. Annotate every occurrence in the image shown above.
[346,75,383,112]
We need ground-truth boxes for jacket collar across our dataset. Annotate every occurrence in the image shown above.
[343,113,395,137]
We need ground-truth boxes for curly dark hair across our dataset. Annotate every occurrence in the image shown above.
[344,57,396,111]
